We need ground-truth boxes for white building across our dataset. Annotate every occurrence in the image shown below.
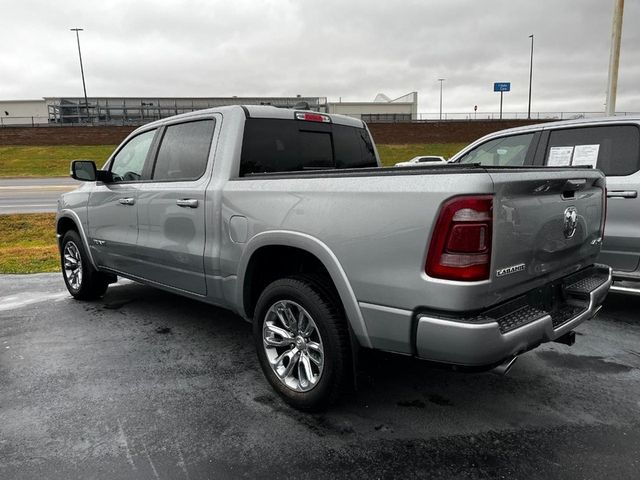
[0,92,419,125]
[0,99,48,125]
[328,92,418,122]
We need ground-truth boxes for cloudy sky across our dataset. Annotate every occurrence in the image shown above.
[1,0,638,115]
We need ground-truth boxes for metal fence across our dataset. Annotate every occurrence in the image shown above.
[415,111,640,121]
[2,111,639,127]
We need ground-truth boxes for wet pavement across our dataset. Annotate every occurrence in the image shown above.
[1,274,639,479]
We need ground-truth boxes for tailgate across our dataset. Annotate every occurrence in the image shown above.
[488,167,605,293]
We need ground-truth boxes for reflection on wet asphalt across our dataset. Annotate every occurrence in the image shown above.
[1,274,639,479]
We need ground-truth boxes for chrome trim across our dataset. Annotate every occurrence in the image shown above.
[414,266,612,366]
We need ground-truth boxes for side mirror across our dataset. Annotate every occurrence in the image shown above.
[70,160,97,181]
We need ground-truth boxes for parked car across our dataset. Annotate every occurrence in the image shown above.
[57,106,611,410]
[449,116,639,295]
[395,155,447,167]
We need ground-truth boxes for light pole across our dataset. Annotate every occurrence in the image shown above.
[527,34,534,119]
[605,0,625,115]
[70,28,89,122]
[438,78,445,120]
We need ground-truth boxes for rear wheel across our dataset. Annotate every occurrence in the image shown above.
[253,275,351,411]
[60,230,109,300]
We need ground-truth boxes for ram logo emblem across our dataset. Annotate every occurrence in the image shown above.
[563,207,578,239]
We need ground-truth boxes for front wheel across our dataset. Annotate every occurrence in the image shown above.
[253,275,351,411]
[60,230,109,300]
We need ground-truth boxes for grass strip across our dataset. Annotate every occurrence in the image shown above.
[0,213,59,273]
[376,143,467,167]
[0,145,116,177]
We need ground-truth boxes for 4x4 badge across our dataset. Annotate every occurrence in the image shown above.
[563,206,578,239]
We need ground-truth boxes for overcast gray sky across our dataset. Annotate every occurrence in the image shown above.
[1,0,638,114]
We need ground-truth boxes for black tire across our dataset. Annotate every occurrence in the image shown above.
[253,274,351,411]
[60,230,109,300]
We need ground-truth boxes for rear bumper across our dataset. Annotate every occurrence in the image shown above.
[414,264,612,366]
[610,270,640,296]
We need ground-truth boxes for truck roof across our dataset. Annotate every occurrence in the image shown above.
[480,115,640,138]
[139,104,364,130]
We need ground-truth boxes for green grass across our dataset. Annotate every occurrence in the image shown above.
[0,145,116,177]
[0,213,59,273]
[0,143,465,176]
[376,143,467,167]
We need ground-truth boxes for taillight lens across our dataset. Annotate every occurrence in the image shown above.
[426,195,493,281]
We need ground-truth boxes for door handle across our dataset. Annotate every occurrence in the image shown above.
[176,198,199,208]
[607,190,637,199]
[118,197,136,205]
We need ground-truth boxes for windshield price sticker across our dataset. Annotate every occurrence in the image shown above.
[548,146,574,166]
[572,144,600,168]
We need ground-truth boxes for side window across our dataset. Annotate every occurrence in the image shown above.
[110,129,156,182]
[457,133,534,166]
[545,125,640,176]
[152,120,215,181]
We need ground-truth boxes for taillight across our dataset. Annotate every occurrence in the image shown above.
[294,112,331,123]
[426,195,493,281]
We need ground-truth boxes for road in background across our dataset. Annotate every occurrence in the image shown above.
[1,274,639,479]
[0,177,78,214]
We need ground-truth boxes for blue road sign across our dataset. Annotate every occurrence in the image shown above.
[494,82,511,92]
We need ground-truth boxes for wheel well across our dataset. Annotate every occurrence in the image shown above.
[57,216,79,243]
[243,245,338,318]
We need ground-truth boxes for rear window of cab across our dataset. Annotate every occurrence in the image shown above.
[239,118,377,176]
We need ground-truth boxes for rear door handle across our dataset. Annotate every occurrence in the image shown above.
[607,190,637,199]
[118,197,136,205]
[176,198,199,208]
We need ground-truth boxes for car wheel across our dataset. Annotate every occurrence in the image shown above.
[253,274,351,411]
[60,230,109,300]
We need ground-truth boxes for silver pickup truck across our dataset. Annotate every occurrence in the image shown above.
[57,105,611,410]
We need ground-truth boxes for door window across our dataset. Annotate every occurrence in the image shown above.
[152,120,215,181]
[457,134,534,166]
[110,129,156,182]
[545,125,640,176]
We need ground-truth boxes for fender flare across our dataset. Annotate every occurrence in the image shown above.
[56,209,99,270]
[235,230,372,348]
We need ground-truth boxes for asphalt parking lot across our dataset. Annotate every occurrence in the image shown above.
[1,274,639,479]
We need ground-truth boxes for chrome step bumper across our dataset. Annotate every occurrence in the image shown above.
[414,265,612,366]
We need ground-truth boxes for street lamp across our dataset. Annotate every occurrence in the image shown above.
[70,28,89,122]
[438,78,445,120]
[527,34,534,119]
